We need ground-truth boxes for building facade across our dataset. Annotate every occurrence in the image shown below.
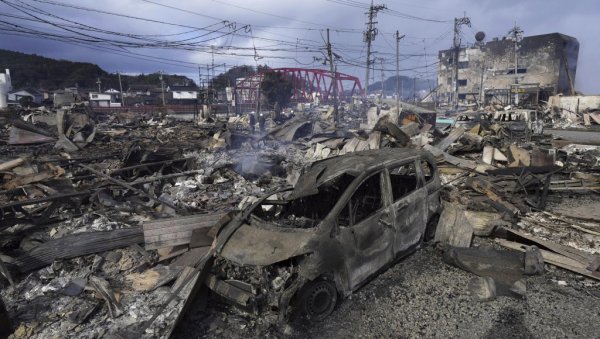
[437,33,579,107]
[89,92,122,108]
[168,85,199,100]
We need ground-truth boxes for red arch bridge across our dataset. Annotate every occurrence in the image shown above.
[234,68,363,110]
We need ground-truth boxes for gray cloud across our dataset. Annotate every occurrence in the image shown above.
[0,0,598,93]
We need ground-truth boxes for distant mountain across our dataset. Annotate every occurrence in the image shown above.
[0,49,195,91]
[368,75,435,99]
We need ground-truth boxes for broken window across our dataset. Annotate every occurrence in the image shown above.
[337,172,383,227]
[458,79,467,86]
[458,61,469,69]
[253,173,356,228]
[388,162,418,201]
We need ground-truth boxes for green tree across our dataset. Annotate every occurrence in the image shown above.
[260,71,293,108]
[0,49,196,90]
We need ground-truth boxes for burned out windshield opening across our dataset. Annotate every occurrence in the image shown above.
[252,173,356,228]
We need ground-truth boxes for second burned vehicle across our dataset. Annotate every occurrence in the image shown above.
[205,149,442,322]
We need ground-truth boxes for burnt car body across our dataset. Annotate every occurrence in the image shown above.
[493,109,544,141]
[205,149,442,321]
[453,112,492,129]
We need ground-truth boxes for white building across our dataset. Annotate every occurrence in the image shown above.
[0,69,11,108]
[168,85,199,100]
[89,91,122,108]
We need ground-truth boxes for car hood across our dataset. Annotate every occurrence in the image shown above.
[219,223,316,266]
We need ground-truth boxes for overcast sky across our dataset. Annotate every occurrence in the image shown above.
[1,0,598,93]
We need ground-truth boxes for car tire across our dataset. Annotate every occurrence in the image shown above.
[297,278,338,322]
[424,213,440,242]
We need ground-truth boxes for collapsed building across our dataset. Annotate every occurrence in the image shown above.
[437,32,579,107]
[0,90,598,337]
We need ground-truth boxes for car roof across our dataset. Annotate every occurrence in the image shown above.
[291,149,433,198]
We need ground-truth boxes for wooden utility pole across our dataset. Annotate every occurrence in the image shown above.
[452,15,471,110]
[159,72,165,106]
[363,0,386,99]
[117,72,124,106]
[326,28,339,122]
[206,64,210,104]
[380,58,385,100]
[395,31,405,114]
[211,46,215,103]
[412,77,416,103]
[198,65,202,90]
[375,57,384,111]
[509,24,523,105]
[479,62,485,107]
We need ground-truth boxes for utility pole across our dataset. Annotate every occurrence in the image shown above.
[401,77,403,101]
[198,65,202,89]
[396,31,405,114]
[159,72,165,106]
[479,62,485,107]
[117,72,124,106]
[211,46,215,103]
[508,23,523,105]
[206,64,210,104]
[451,14,471,110]
[363,0,386,99]
[96,77,101,93]
[374,57,384,111]
[412,77,416,103]
[326,28,339,123]
[380,58,385,100]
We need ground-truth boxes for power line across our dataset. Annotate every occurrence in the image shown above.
[325,0,451,23]
[0,0,445,83]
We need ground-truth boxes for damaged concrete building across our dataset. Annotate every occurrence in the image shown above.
[437,33,579,107]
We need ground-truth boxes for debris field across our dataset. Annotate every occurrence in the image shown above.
[0,101,599,338]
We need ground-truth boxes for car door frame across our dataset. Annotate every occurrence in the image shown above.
[333,170,396,292]
[418,156,442,221]
[385,158,428,255]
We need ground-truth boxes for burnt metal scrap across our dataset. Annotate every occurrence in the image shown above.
[0,99,598,338]
[442,245,544,300]
[204,148,442,322]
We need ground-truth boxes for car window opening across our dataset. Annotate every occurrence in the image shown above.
[338,173,383,227]
[389,163,419,201]
[252,173,356,228]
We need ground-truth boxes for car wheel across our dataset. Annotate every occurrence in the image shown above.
[424,213,440,242]
[297,278,338,321]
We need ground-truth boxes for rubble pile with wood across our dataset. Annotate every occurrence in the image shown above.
[0,102,598,338]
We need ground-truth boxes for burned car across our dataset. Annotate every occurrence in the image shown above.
[205,149,442,322]
[493,109,544,141]
[454,112,492,129]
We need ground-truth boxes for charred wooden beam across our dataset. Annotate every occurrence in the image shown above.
[14,227,143,273]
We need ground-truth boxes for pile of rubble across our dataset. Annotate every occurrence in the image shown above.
[0,102,598,338]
